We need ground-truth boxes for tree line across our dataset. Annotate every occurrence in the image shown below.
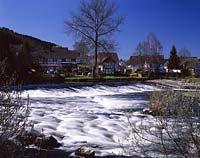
[133,32,192,71]
[0,28,43,84]
[0,0,194,84]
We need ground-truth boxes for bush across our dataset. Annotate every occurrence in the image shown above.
[150,90,200,116]
[0,60,30,158]
[123,90,200,158]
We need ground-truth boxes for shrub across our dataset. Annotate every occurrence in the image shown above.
[123,90,200,158]
[0,60,30,158]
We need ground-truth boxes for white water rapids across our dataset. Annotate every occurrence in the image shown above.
[22,83,159,156]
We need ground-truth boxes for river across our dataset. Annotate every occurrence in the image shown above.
[22,83,159,156]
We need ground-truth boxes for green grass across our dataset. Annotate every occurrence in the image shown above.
[103,76,147,79]
[65,75,92,80]
[64,75,147,81]
[182,77,200,83]
[103,76,133,79]
[59,73,66,78]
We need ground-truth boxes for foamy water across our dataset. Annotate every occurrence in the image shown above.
[22,84,159,156]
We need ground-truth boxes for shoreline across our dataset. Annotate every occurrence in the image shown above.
[25,148,141,158]
[1,77,149,90]
[3,81,147,90]
[146,79,200,89]
[2,78,200,90]
[9,79,199,158]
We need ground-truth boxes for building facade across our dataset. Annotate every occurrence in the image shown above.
[128,55,165,73]
[33,46,89,73]
[97,53,119,75]
[195,58,200,76]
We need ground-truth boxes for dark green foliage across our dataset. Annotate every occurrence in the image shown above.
[0,27,56,50]
[0,28,20,82]
[0,27,56,84]
[16,40,33,82]
[167,45,180,69]
[0,29,31,83]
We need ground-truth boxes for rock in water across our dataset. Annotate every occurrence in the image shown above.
[75,146,95,157]
[35,135,61,149]
[142,108,155,115]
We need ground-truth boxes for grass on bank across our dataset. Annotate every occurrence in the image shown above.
[164,76,200,83]
[64,75,147,80]
[103,75,135,79]
[39,73,148,84]
[64,75,92,80]
[184,77,200,82]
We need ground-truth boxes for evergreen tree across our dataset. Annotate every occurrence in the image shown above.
[17,39,32,82]
[168,45,180,69]
[0,28,18,79]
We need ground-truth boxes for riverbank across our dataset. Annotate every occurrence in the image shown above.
[146,79,200,89]
[143,79,200,116]
[6,79,148,90]
[3,78,200,91]
[25,148,141,158]
[21,80,199,158]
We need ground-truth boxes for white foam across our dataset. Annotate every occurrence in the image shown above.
[23,84,159,156]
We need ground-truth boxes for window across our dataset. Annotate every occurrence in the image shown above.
[76,59,81,63]
[103,63,114,69]
[71,58,76,62]
[103,67,114,74]
[66,58,71,62]
[48,58,53,62]
[57,58,62,62]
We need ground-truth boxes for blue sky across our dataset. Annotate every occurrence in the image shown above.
[0,0,200,59]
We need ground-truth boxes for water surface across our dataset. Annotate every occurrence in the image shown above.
[22,84,159,156]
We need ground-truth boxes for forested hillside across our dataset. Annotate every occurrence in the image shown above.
[0,27,56,84]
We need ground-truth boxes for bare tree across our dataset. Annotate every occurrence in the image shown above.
[178,47,191,58]
[134,33,163,56]
[65,0,124,78]
[134,33,163,74]
[134,41,146,70]
[134,42,145,56]
[145,33,163,56]
[73,40,89,57]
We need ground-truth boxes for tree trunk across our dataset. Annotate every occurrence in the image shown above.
[92,51,97,79]
[92,33,98,79]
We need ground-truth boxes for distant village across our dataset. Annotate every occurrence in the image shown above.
[14,43,200,78]
[1,27,200,85]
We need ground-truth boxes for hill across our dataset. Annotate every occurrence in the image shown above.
[0,27,56,52]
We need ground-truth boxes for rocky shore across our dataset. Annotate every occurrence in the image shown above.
[146,79,200,89]
[25,148,141,158]
[14,131,142,158]
[143,80,200,117]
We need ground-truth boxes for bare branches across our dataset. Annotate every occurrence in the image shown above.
[0,90,30,139]
[134,33,163,56]
[65,0,124,78]
[65,0,124,43]
[0,59,30,158]
[178,47,191,58]
[123,90,200,158]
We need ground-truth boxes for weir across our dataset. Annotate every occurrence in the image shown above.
[22,84,159,156]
